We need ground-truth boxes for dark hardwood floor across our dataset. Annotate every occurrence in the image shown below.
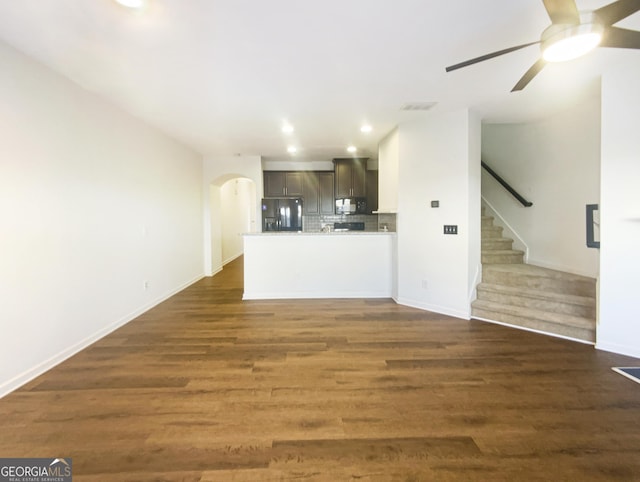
[1,256,640,481]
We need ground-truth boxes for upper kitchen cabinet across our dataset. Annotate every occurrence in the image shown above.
[318,171,335,215]
[334,158,367,198]
[302,171,334,215]
[366,170,379,214]
[302,172,320,215]
[264,171,304,197]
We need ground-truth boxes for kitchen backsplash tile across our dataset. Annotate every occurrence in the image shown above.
[303,214,379,232]
[377,213,397,232]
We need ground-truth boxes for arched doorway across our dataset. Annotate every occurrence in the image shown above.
[206,174,258,276]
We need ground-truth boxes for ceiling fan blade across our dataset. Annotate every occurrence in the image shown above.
[594,0,640,26]
[601,26,640,48]
[542,0,580,24]
[511,58,547,92]
[445,41,540,72]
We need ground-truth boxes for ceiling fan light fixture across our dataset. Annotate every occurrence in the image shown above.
[542,23,603,62]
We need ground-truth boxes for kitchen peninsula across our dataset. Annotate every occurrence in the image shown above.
[244,157,396,300]
[243,231,396,299]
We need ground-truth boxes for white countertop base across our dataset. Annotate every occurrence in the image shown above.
[243,233,394,299]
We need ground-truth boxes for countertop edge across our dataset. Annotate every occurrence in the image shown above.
[243,231,396,236]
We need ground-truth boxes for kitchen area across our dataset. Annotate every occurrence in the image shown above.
[243,158,397,300]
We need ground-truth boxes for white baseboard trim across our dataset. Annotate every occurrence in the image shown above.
[243,290,392,300]
[0,274,204,399]
[223,252,243,266]
[395,297,470,320]
[473,315,595,345]
[596,341,640,360]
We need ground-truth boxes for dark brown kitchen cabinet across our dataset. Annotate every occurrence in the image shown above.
[302,171,334,215]
[302,172,320,215]
[264,171,303,197]
[286,172,304,196]
[334,158,367,198]
[366,169,379,214]
[318,171,335,215]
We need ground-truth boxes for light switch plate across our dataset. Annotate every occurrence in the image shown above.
[444,225,458,235]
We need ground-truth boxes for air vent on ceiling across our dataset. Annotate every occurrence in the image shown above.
[400,102,437,111]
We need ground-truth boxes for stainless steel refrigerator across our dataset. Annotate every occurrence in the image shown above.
[261,198,303,232]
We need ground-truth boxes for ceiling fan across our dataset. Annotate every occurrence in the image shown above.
[445,0,640,91]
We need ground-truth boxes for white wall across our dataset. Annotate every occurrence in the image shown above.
[221,178,256,264]
[262,160,334,171]
[377,128,399,213]
[261,159,377,172]
[396,109,481,319]
[243,233,394,299]
[597,61,640,359]
[468,111,482,301]
[482,94,601,277]
[203,156,262,276]
[0,41,204,396]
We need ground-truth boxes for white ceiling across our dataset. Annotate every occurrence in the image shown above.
[0,0,638,161]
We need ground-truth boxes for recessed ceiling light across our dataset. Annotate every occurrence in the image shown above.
[282,123,294,134]
[360,125,372,133]
[287,146,297,154]
[347,146,357,153]
[115,0,146,8]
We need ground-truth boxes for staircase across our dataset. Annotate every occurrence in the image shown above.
[472,208,596,343]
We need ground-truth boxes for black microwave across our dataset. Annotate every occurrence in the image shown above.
[335,197,367,215]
